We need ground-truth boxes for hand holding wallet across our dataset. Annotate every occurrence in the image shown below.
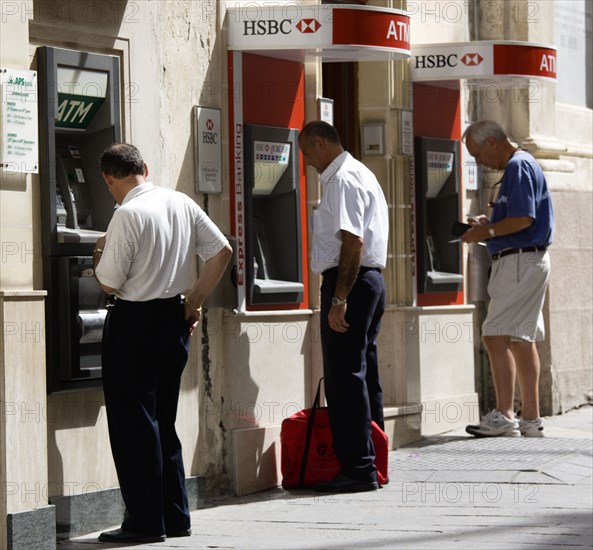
[451,221,472,236]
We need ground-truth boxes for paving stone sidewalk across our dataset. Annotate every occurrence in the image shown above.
[59,405,593,550]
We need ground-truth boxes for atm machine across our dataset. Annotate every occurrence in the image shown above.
[243,124,304,306]
[38,47,120,392]
[414,137,464,298]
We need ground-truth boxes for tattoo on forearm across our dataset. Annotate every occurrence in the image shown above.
[336,243,360,295]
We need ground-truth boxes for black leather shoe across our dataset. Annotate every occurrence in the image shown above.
[315,474,378,493]
[167,528,192,537]
[98,527,165,543]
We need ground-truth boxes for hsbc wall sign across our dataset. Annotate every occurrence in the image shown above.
[228,4,411,62]
[241,18,322,36]
[410,41,557,83]
[243,19,294,36]
[414,52,484,69]
[193,106,222,194]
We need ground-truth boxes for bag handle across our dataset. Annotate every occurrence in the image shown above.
[298,378,323,488]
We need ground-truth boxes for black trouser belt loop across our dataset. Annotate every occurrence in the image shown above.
[491,246,547,261]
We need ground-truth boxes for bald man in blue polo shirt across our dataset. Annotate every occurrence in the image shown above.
[462,120,554,439]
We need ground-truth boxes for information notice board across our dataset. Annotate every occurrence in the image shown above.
[0,68,39,173]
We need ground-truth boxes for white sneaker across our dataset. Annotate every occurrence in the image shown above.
[518,417,545,437]
[466,410,521,438]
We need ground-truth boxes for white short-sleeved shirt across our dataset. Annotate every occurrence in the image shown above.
[95,182,229,301]
[311,152,389,274]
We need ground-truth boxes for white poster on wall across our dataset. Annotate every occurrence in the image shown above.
[0,68,38,173]
[318,97,334,125]
[401,109,413,156]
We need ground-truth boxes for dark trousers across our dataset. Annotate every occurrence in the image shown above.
[320,267,386,482]
[102,297,191,536]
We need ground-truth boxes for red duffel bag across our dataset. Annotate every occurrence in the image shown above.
[280,379,389,489]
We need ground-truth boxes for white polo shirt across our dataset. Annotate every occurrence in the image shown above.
[311,152,389,274]
[95,182,229,301]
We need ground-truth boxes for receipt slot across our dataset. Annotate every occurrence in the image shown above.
[244,125,304,306]
[414,137,463,297]
[38,47,120,392]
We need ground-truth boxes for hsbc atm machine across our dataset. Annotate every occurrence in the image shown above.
[243,124,304,306]
[414,136,464,297]
[38,47,120,392]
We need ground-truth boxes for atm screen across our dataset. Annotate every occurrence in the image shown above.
[426,150,454,198]
[252,140,291,195]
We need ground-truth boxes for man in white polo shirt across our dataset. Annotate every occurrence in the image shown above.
[93,143,231,543]
[299,121,388,493]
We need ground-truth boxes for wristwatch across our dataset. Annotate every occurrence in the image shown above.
[331,296,347,306]
[488,227,496,238]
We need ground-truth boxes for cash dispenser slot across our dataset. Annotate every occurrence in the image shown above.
[52,256,106,383]
[426,234,464,285]
[244,124,303,306]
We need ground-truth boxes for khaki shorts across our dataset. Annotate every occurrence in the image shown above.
[483,250,550,342]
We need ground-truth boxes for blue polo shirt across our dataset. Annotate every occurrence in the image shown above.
[487,151,554,256]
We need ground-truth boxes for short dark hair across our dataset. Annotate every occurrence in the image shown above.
[300,121,341,146]
[100,143,145,178]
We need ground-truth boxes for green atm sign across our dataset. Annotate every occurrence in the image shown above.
[55,66,108,129]
[56,93,104,129]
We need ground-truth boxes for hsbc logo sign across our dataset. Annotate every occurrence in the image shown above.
[243,19,292,35]
[243,18,321,36]
[296,19,321,33]
[461,53,483,66]
[414,52,484,69]
[203,118,218,144]
[414,54,457,69]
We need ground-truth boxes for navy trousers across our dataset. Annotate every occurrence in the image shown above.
[102,296,191,536]
[320,267,386,482]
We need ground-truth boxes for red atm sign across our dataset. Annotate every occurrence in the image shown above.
[493,44,556,80]
[333,9,410,51]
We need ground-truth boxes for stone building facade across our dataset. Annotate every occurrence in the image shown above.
[0,1,590,547]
